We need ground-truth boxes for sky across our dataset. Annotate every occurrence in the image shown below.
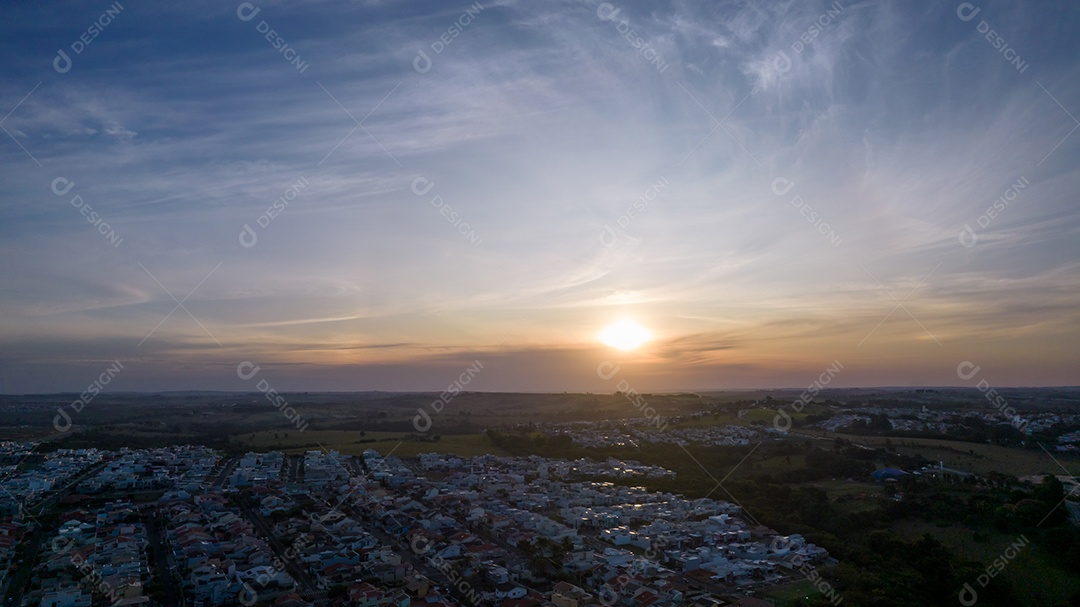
[1,0,1078,394]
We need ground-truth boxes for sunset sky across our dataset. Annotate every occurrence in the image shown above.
[1,0,1078,393]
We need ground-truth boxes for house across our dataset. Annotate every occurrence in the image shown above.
[600,527,632,545]
[550,581,594,607]
[348,582,387,606]
[602,548,634,568]
[39,588,91,607]
[495,582,528,600]
[404,572,432,597]
[273,593,313,607]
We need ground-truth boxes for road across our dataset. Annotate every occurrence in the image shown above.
[210,456,238,490]
[284,454,304,483]
[2,523,42,607]
[24,458,109,517]
[4,457,110,607]
[235,499,320,594]
[351,511,488,606]
[145,509,182,607]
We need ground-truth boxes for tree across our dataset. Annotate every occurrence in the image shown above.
[1034,474,1065,504]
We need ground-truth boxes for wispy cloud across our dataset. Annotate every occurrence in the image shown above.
[1,0,1078,391]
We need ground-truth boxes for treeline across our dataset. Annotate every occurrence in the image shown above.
[330,417,480,434]
[481,430,1080,606]
[724,479,1032,606]
[486,429,578,457]
[835,413,1029,447]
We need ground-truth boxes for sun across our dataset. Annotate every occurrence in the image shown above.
[598,319,652,351]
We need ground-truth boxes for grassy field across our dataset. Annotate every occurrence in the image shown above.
[765,578,826,606]
[801,478,888,514]
[232,430,509,457]
[863,436,1079,477]
[754,453,808,471]
[894,519,1080,607]
[0,426,64,441]
[790,430,1080,478]
[740,408,809,424]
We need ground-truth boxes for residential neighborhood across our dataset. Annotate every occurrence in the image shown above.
[1,441,836,607]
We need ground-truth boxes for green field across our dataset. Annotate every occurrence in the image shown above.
[895,520,1080,607]
[851,435,1078,477]
[740,408,809,424]
[765,578,828,606]
[233,430,509,457]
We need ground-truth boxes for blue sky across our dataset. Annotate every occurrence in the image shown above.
[1,0,1078,393]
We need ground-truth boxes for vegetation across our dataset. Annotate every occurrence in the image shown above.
[6,389,1079,605]
[486,429,1080,606]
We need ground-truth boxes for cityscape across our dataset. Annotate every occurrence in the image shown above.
[3,0,1080,605]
